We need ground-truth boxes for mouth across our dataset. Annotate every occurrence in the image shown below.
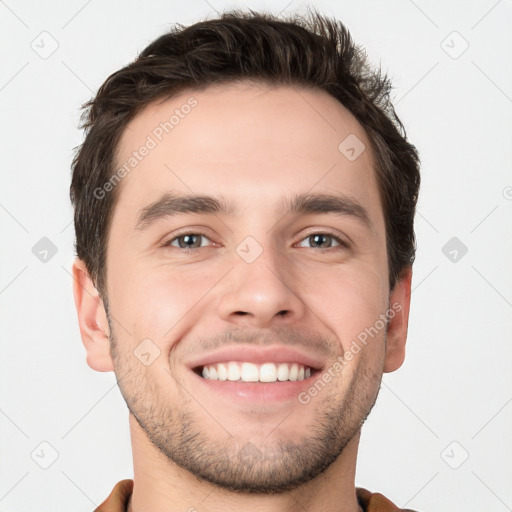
[194,361,318,382]
[186,346,324,402]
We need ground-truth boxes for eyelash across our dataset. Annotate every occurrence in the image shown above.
[162,232,214,250]
[296,233,349,251]
[161,231,349,251]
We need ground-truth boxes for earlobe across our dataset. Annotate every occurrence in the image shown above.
[384,266,412,373]
[72,259,114,372]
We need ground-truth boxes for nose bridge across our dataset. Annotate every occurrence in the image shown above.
[217,235,305,326]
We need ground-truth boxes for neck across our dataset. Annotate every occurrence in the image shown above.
[127,414,362,512]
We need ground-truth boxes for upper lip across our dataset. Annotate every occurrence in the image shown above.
[186,345,325,371]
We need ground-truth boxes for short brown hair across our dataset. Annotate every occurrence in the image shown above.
[70,9,420,297]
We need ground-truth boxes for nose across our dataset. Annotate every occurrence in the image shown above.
[216,246,307,328]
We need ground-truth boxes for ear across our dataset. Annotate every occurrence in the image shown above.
[384,266,412,373]
[72,258,114,372]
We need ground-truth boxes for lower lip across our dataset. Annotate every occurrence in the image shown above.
[190,370,316,402]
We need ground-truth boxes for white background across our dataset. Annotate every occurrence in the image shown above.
[1,1,511,510]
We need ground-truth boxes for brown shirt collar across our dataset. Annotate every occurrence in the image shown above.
[94,479,417,512]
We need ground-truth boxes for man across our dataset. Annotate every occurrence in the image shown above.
[70,9,420,512]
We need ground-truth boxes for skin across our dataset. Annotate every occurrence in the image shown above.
[73,82,412,512]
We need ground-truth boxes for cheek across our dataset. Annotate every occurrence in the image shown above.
[110,261,221,349]
[302,263,389,354]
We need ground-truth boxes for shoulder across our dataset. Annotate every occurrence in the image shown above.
[356,487,419,512]
[94,479,134,512]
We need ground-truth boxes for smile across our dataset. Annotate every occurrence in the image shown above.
[198,361,313,382]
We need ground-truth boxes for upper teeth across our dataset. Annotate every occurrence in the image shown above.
[201,362,312,382]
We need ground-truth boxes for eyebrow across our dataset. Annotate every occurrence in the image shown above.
[134,192,371,231]
[135,193,233,231]
[283,192,371,228]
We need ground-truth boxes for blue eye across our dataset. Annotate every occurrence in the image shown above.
[298,233,343,249]
[168,234,211,249]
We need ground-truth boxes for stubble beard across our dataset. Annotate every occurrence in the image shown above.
[106,312,383,494]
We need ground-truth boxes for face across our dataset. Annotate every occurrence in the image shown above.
[77,82,411,493]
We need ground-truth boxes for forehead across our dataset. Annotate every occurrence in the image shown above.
[112,82,381,225]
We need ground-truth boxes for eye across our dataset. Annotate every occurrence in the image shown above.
[297,233,345,249]
[166,233,212,249]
